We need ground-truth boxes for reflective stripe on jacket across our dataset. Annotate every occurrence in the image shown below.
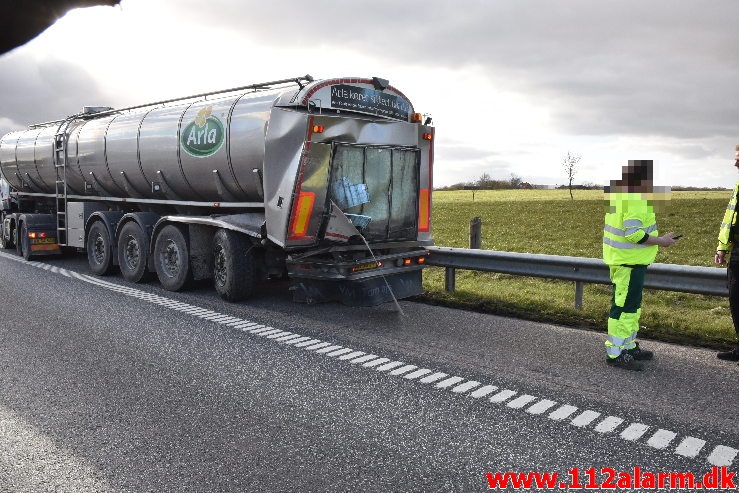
[603,191,658,266]
[717,182,739,252]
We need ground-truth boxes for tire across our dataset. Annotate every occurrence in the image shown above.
[213,229,257,302]
[153,224,193,291]
[87,220,115,275]
[117,221,152,283]
[18,222,30,260]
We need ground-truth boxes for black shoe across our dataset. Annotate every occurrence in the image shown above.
[717,346,739,361]
[606,352,644,371]
[626,342,653,361]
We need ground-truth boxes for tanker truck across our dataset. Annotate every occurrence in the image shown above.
[0,75,434,306]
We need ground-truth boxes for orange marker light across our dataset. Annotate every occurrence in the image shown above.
[423,133,433,141]
[312,125,325,133]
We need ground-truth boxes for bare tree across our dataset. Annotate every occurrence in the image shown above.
[562,151,582,200]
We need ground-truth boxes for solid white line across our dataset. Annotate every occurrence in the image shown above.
[451,381,481,394]
[594,416,624,434]
[470,385,498,399]
[526,399,557,415]
[506,394,537,409]
[707,445,738,467]
[675,436,706,459]
[647,429,677,450]
[489,389,517,403]
[418,372,448,384]
[620,423,650,441]
[548,405,578,421]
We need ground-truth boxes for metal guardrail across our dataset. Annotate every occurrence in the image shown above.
[425,246,728,309]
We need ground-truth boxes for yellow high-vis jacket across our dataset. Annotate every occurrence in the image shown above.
[603,191,659,266]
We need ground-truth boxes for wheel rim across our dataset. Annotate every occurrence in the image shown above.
[214,244,227,287]
[93,233,106,264]
[123,235,140,270]
[160,239,181,278]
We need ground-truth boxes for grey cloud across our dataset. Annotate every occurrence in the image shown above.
[0,51,106,127]
[167,0,739,141]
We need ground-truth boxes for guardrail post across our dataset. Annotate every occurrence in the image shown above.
[574,281,584,310]
[445,267,456,292]
[469,217,481,249]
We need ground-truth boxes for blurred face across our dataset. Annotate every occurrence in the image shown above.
[734,149,739,170]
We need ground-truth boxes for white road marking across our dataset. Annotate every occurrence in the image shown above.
[435,376,465,389]
[349,354,379,364]
[647,429,677,449]
[571,410,601,428]
[418,372,448,384]
[675,437,706,459]
[363,358,391,368]
[594,416,624,434]
[620,423,650,441]
[489,389,517,403]
[389,364,418,376]
[3,250,734,468]
[506,394,537,409]
[470,385,498,399]
[451,380,481,394]
[526,399,557,415]
[548,405,578,421]
[403,368,433,380]
[707,445,738,466]
[375,361,405,372]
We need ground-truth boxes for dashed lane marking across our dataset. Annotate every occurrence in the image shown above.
[2,250,735,468]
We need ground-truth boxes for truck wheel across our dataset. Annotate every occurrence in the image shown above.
[118,221,151,283]
[18,223,31,260]
[213,229,256,302]
[154,224,192,291]
[87,221,115,275]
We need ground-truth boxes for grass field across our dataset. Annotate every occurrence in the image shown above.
[421,189,736,349]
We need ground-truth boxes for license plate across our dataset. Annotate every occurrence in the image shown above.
[33,237,56,244]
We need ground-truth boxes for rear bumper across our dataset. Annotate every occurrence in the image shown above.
[290,269,424,306]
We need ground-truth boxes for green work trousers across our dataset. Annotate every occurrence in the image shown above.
[606,264,646,358]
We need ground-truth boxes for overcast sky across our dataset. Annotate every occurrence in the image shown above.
[1,0,737,188]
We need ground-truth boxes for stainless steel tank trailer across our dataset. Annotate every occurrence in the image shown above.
[0,75,434,306]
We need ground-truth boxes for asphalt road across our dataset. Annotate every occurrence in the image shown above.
[0,250,737,492]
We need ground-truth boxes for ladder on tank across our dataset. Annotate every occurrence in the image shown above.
[53,118,74,246]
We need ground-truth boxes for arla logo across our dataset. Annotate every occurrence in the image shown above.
[181,106,225,157]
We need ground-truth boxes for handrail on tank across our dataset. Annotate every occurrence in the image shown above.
[29,74,315,129]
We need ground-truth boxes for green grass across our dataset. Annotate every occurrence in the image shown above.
[420,189,736,349]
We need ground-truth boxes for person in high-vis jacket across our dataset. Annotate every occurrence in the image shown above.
[714,145,739,362]
[603,160,676,371]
